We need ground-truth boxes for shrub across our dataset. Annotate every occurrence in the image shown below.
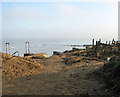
[111,63,120,77]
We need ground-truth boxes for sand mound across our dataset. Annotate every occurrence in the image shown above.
[25,53,47,59]
[2,53,43,81]
[0,52,12,61]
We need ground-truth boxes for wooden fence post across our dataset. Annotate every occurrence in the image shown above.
[6,43,8,54]
[106,41,108,44]
[92,39,94,52]
[6,43,10,54]
[26,42,30,54]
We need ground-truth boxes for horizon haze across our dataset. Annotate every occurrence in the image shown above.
[2,2,118,41]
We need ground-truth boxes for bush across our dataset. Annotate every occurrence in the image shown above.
[106,59,117,68]
[106,62,120,78]
[102,57,120,94]
[111,63,120,77]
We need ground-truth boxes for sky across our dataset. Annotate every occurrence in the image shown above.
[2,2,118,40]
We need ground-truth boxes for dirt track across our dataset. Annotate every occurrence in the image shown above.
[2,57,112,95]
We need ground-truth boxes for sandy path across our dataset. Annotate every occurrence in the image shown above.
[2,60,111,95]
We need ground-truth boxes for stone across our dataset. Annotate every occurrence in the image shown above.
[53,51,62,55]
[72,48,80,51]
[63,50,69,53]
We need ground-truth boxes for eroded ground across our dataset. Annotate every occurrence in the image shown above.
[2,53,112,95]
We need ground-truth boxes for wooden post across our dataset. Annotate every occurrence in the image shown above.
[6,43,8,54]
[106,41,108,44]
[112,39,115,44]
[98,41,100,45]
[99,39,101,43]
[26,42,27,53]
[117,42,120,63]
[109,41,111,45]
[28,42,30,53]
[6,43,10,54]
[9,43,10,55]
[95,41,98,57]
[117,41,119,44]
[92,39,94,52]
[26,42,30,54]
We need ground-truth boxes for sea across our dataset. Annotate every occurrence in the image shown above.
[1,38,92,57]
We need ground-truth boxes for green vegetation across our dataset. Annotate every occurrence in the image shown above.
[103,57,120,93]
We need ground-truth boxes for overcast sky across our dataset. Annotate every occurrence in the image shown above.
[2,2,118,40]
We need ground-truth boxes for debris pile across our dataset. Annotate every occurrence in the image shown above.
[2,53,43,81]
